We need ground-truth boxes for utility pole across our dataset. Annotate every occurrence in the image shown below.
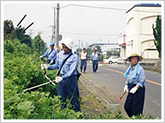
[49,25,54,42]
[55,3,60,51]
[79,40,80,54]
[53,6,56,44]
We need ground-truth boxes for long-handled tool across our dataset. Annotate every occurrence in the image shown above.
[117,90,126,102]
[23,59,56,93]
[23,69,56,93]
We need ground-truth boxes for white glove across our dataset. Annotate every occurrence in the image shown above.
[55,76,63,83]
[41,64,48,70]
[50,60,54,64]
[130,86,139,94]
[39,56,42,59]
[124,84,128,92]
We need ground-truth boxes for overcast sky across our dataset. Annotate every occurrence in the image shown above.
[2,1,138,49]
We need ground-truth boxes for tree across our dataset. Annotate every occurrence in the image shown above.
[76,48,82,56]
[32,34,46,55]
[4,20,15,39]
[15,27,32,47]
[152,15,161,58]
[86,47,93,60]
[95,45,101,53]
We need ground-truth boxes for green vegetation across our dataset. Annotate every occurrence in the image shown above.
[152,15,161,58]
[4,20,82,119]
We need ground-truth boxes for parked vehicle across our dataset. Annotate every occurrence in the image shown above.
[105,56,120,64]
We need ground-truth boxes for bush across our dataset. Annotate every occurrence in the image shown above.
[4,39,82,119]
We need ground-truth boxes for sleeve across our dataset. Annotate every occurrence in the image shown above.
[42,49,49,58]
[52,50,57,61]
[47,53,59,70]
[136,67,146,87]
[62,56,79,79]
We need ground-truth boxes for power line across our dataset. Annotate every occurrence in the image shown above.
[60,4,127,11]
[31,29,120,37]
[33,5,52,22]
[60,4,161,13]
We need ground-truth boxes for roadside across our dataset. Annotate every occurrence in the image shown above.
[79,73,128,119]
[78,62,161,119]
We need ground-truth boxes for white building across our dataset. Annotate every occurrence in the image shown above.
[118,34,126,59]
[125,3,161,59]
[88,43,120,52]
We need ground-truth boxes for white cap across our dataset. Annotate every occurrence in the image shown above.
[61,38,74,50]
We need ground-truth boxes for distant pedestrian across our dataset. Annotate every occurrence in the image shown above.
[123,53,146,117]
[79,48,88,73]
[40,42,57,64]
[90,48,101,73]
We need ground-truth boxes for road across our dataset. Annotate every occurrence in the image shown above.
[79,63,161,118]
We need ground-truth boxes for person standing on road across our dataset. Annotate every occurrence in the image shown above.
[90,48,100,73]
[39,42,57,64]
[41,38,81,112]
[79,48,88,73]
[123,53,146,117]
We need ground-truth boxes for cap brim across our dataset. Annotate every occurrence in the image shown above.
[127,56,143,61]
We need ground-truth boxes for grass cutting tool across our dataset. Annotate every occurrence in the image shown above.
[117,90,126,102]
[23,58,56,93]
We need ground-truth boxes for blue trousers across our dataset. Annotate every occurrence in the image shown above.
[124,84,145,117]
[57,76,81,112]
[80,59,87,72]
[92,60,98,72]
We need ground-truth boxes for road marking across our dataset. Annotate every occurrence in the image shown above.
[146,79,161,86]
[101,67,161,86]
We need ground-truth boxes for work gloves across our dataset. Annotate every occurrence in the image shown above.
[124,84,139,94]
[41,64,48,70]
[124,84,128,92]
[39,56,42,59]
[50,60,54,64]
[130,86,139,94]
[55,76,63,83]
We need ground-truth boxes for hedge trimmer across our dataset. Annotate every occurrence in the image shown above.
[23,58,56,93]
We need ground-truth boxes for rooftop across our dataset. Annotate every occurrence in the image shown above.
[126,3,161,13]
[88,42,118,47]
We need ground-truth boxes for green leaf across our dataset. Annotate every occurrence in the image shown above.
[17,101,35,111]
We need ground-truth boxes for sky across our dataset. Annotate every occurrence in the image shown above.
[2,1,137,50]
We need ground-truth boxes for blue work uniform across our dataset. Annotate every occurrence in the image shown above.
[90,52,100,73]
[47,50,81,112]
[124,63,146,117]
[42,48,57,64]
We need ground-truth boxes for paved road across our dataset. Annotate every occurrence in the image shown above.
[79,63,161,118]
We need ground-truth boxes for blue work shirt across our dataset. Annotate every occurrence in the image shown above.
[90,52,101,61]
[42,48,57,61]
[125,65,146,87]
[47,51,79,79]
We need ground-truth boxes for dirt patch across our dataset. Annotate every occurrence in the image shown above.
[79,80,108,119]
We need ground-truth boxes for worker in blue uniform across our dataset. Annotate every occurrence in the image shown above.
[40,42,57,64]
[90,48,101,73]
[123,53,146,117]
[41,38,81,112]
